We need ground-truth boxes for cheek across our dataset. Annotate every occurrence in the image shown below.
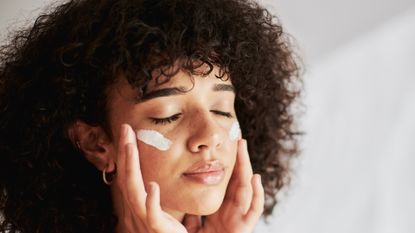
[137,146,165,181]
[136,140,183,183]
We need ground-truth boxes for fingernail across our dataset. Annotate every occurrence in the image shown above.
[125,125,135,144]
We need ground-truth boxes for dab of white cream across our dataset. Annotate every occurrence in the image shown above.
[136,129,172,151]
[229,121,241,141]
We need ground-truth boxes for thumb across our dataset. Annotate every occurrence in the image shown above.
[182,214,201,233]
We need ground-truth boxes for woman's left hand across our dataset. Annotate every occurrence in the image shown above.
[183,139,265,233]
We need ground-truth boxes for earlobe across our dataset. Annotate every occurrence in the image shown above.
[67,121,115,172]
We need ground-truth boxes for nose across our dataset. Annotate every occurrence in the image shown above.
[186,110,224,153]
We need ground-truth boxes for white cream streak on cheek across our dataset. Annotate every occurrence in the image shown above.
[228,121,241,141]
[135,129,172,151]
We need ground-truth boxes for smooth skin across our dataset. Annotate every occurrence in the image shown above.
[108,67,240,220]
[115,124,264,233]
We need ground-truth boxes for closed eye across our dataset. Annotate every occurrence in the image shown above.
[211,110,233,118]
[150,113,182,125]
[150,110,233,125]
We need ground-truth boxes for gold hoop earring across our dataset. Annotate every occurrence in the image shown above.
[102,164,116,185]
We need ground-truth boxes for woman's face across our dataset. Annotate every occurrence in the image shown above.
[106,65,238,216]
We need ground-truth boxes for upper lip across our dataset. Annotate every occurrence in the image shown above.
[183,160,225,174]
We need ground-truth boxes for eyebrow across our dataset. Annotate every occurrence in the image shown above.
[212,83,235,92]
[140,83,235,102]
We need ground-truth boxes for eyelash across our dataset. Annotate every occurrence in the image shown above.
[210,110,233,118]
[150,113,182,125]
[150,111,233,125]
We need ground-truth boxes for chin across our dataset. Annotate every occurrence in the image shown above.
[183,189,226,215]
[162,188,225,216]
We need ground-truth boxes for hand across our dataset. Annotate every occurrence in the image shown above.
[114,124,188,233]
[183,139,265,233]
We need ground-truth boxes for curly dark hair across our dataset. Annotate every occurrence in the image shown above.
[0,0,301,232]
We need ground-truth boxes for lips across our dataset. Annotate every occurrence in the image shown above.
[183,161,225,185]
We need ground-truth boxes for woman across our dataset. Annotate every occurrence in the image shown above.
[0,0,301,232]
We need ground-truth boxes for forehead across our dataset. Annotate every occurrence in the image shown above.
[145,64,231,92]
[108,64,232,103]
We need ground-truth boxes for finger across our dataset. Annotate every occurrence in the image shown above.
[115,124,143,231]
[228,139,253,189]
[237,139,254,181]
[116,124,136,181]
[123,125,147,217]
[183,214,201,233]
[244,174,264,225]
[233,186,252,214]
[146,182,164,232]
[125,143,147,206]
[225,139,253,213]
[125,125,146,194]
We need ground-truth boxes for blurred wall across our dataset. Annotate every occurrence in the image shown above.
[256,6,415,233]
[259,0,415,64]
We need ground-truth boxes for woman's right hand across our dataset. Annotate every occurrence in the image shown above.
[114,124,188,233]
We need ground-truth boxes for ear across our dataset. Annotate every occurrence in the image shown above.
[67,121,116,172]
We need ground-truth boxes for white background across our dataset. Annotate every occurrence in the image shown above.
[255,5,415,233]
[1,1,414,233]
